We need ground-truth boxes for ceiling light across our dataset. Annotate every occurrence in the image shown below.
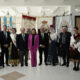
[75,8,79,11]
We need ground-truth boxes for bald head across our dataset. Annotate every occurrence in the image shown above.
[20,27,25,34]
[40,27,44,33]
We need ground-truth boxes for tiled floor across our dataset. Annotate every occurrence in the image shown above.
[0,52,80,80]
[0,61,80,80]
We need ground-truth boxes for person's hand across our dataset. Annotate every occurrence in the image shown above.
[72,45,74,48]
[4,44,8,48]
[42,45,46,48]
[49,40,51,44]
[17,49,20,56]
[17,49,20,52]
[72,46,75,50]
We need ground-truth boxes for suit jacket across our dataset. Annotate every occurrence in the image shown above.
[39,33,49,48]
[0,31,11,48]
[28,34,39,49]
[0,32,1,44]
[59,32,71,47]
[16,34,28,50]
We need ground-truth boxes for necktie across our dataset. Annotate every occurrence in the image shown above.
[22,34,25,41]
[42,33,44,39]
[4,32,7,39]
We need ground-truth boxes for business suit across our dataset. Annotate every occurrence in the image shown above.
[0,31,11,67]
[59,32,71,66]
[28,34,39,67]
[39,33,49,65]
[16,34,28,66]
[0,32,2,66]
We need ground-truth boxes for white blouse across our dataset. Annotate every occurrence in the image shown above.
[50,33,57,41]
[70,35,80,53]
[10,33,16,46]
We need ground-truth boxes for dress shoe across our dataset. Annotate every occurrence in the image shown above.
[25,64,28,67]
[12,65,14,67]
[66,64,69,67]
[3,65,5,68]
[6,64,10,66]
[39,63,42,66]
[73,67,77,71]
[32,66,36,67]
[61,63,66,66]
[52,64,56,66]
[15,64,17,66]
[45,63,48,66]
[76,67,79,71]
[21,65,24,67]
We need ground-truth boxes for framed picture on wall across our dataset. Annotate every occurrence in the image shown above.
[75,16,80,33]
[37,17,53,29]
[22,15,36,32]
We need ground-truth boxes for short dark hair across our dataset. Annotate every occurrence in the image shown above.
[74,27,79,30]
[3,25,7,28]
[12,28,16,32]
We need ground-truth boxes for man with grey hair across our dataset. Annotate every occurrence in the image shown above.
[39,27,49,66]
[59,26,71,67]
[16,27,28,67]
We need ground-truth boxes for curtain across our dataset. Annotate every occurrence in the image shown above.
[3,16,7,26]
[38,17,53,29]
[53,17,56,30]
[10,16,13,28]
[55,15,73,34]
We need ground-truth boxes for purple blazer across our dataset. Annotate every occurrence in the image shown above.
[28,34,39,49]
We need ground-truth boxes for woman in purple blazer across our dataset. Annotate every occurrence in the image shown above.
[28,28,39,67]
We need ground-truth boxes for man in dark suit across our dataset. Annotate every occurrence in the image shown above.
[0,31,2,68]
[16,27,28,67]
[39,27,49,66]
[0,25,11,67]
[59,26,71,67]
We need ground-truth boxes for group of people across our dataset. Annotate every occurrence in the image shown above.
[0,25,80,71]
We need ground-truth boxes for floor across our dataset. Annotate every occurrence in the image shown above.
[0,52,80,80]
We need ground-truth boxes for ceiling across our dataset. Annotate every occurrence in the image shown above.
[0,0,79,6]
[0,0,80,16]
[0,6,71,16]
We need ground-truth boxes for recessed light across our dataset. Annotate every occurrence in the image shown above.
[75,8,78,11]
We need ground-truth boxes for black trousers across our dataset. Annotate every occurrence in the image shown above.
[39,47,48,64]
[19,50,28,66]
[74,62,79,68]
[0,52,2,66]
[1,47,9,66]
[61,46,70,65]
